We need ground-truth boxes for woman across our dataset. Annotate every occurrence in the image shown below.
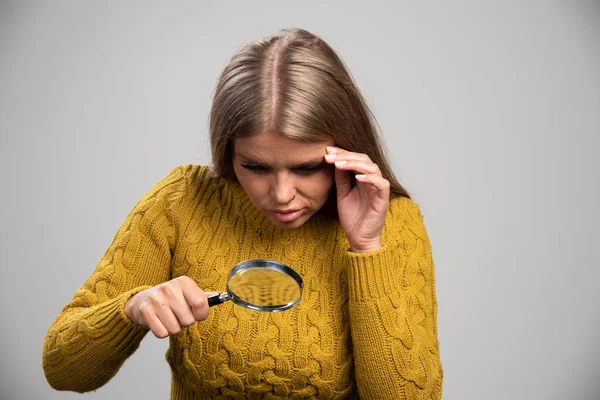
[43,28,443,399]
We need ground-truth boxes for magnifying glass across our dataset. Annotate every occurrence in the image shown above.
[207,259,303,312]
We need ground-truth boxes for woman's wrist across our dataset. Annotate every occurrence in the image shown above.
[349,240,382,254]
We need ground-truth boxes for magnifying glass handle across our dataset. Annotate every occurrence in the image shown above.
[207,292,231,307]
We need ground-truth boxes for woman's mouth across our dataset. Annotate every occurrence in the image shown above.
[270,209,305,223]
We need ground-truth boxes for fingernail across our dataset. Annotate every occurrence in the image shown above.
[326,146,338,153]
[355,174,367,179]
[335,160,347,166]
[325,153,336,160]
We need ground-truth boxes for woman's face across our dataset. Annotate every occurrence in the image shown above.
[233,130,335,229]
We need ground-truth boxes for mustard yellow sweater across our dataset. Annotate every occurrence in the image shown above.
[43,165,443,399]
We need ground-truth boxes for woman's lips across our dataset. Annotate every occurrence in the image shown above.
[270,209,304,223]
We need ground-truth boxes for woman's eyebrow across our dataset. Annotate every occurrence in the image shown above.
[293,159,327,168]
[236,153,326,168]
[236,152,267,164]
[236,152,254,160]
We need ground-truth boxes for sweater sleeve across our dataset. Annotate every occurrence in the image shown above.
[43,166,188,392]
[345,198,443,400]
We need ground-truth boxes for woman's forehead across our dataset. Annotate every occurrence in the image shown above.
[233,131,333,160]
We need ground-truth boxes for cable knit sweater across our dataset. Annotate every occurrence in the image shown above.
[43,165,443,399]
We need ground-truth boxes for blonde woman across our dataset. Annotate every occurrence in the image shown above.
[44,28,443,399]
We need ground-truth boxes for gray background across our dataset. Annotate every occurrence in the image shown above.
[1,1,599,399]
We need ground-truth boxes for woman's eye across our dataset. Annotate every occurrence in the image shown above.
[294,164,326,175]
[241,164,269,174]
[241,163,326,175]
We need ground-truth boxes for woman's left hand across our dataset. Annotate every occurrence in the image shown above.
[325,146,390,253]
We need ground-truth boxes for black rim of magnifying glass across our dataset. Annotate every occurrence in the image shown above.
[226,259,304,312]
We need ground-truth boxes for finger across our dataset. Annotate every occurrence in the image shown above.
[333,159,381,176]
[355,174,391,196]
[326,146,371,162]
[325,148,354,198]
[181,281,211,322]
[169,297,196,327]
[333,163,352,199]
[155,305,183,335]
[147,288,184,335]
[324,152,371,166]
[140,307,169,339]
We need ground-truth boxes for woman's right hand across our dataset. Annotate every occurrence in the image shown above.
[124,276,213,338]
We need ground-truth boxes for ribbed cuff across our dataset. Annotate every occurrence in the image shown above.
[79,286,152,356]
[43,286,153,391]
[345,246,397,302]
[113,286,153,330]
[171,372,200,400]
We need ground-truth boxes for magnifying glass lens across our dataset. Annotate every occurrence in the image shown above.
[207,259,303,312]
[227,268,301,308]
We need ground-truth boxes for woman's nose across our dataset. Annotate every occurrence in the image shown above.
[271,175,296,204]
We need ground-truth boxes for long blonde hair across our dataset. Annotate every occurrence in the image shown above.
[210,28,409,199]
